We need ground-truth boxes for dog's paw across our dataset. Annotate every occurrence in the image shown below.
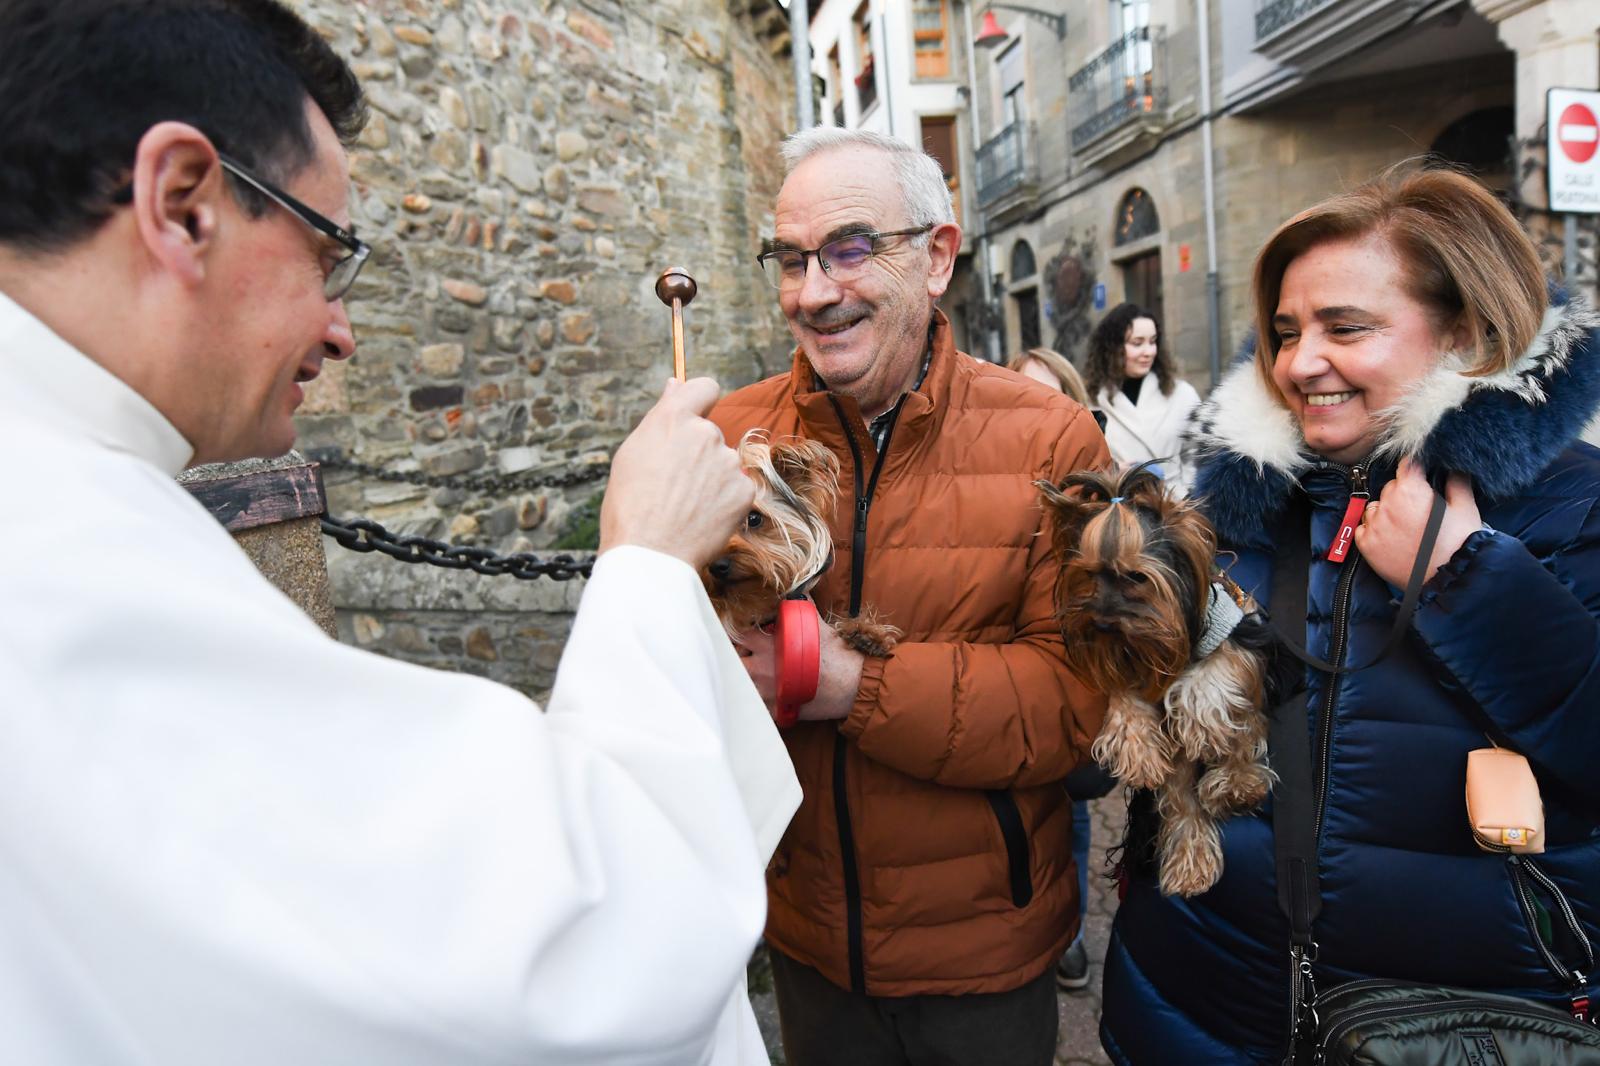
[1091,691,1173,789]
[1196,761,1273,816]
[833,613,901,657]
[1158,818,1224,897]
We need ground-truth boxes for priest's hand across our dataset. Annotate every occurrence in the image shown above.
[599,377,754,571]
[737,621,865,723]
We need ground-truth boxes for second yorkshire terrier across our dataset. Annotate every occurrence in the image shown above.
[702,431,899,657]
[1038,465,1293,897]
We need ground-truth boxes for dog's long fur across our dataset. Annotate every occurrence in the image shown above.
[1039,465,1293,896]
[703,431,899,657]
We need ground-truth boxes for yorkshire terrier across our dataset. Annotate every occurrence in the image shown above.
[702,431,899,657]
[1037,464,1295,897]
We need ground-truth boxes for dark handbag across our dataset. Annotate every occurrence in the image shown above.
[1311,980,1600,1065]
[1266,489,1599,1065]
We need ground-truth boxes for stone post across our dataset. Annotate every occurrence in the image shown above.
[178,452,337,637]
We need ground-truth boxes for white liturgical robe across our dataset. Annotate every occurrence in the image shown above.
[0,291,801,1065]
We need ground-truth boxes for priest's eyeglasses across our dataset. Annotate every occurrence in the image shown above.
[114,154,371,302]
[216,154,370,302]
[757,225,934,290]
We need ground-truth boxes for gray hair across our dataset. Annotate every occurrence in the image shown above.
[780,127,955,246]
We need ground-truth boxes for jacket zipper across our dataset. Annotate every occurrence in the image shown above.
[1287,465,1362,1062]
[824,394,903,994]
[1312,464,1365,844]
[1509,854,1595,1017]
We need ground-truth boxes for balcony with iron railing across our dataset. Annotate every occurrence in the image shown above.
[975,120,1037,214]
[1255,0,1338,41]
[1069,26,1169,155]
[1252,0,1426,65]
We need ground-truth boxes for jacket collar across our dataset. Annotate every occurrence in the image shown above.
[0,289,194,474]
[790,307,955,459]
[1187,288,1600,544]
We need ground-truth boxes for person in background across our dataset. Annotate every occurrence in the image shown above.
[1006,347,1118,994]
[1083,303,1201,494]
[1099,166,1600,1064]
[1007,347,1107,432]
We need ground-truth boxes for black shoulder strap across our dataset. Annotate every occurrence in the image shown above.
[1269,495,1321,946]
[1269,488,1447,941]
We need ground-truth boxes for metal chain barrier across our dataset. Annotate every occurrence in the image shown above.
[321,514,595,580]
[313,452,610,495]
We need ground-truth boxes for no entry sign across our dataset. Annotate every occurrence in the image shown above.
[1549,88,1600,213]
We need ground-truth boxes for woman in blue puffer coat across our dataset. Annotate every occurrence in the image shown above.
[1099,166,1600,1064]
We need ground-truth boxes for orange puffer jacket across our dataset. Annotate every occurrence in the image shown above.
[711,311,1109,996]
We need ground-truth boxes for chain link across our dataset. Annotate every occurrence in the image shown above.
[321,515,595,581]
[314,453,610,495]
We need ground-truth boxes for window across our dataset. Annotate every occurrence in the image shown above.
[997,41,1026,128]
[1110,0,1153,83]
[853,2,877,115]
[1114,188,1160,245]
[829,45,845,125]
[920,115,961,225]
[911,0,949,79]
[1111,0,1151,34]
[1010,240,1037,280]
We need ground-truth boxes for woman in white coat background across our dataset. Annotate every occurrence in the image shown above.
[1085,303,1202,495]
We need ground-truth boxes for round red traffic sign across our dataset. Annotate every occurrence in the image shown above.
[1558,103,1598,164]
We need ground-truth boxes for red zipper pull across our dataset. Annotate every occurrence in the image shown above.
[1327,465,1369,563]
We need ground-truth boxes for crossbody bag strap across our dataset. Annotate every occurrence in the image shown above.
[1268,498,1323,1066]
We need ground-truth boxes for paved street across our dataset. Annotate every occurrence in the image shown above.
[750,792,1126,1064]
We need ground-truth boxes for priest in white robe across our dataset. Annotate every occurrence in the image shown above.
[0,2,799,1062]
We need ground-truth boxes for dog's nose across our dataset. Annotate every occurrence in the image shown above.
[709,557,733,581]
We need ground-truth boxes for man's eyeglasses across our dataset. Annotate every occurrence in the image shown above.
[756,225,933,290]
[216,154,369,302]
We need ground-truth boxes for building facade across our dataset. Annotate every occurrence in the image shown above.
[814,0,1596,385]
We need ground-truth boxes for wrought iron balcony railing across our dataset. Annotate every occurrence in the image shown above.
[976,120,1033,206]
[1255,0,1336,41]
[1068,26,1168,151]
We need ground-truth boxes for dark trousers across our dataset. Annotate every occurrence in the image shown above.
[770,949,1059,1066]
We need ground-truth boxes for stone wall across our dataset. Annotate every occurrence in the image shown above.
[289,0,797,697]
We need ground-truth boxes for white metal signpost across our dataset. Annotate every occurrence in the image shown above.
[1549,88,1599,213]
[1548,88,1600,289]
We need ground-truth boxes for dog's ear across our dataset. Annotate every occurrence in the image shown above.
[737,428,773,472]
[1036,468,1119,554]
[771,438,840,514]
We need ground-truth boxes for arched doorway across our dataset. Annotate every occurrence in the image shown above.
[1009,239,1041,350]
[1113,188,1163,326]
[1431,107,1515,198]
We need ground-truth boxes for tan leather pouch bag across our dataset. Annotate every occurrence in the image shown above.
[1466,747,1544,854]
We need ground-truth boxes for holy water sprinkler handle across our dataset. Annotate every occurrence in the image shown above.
[654,267,698,382]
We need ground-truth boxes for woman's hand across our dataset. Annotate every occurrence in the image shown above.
[1354,457,1481,587]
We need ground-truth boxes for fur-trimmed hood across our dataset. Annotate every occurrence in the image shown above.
[1186,288,1600,545]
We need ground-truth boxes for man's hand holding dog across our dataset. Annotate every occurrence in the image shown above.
[738,620,865,722]
[600,377,755,571]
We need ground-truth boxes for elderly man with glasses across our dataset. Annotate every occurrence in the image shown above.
[0,2,799,1063]
[712,127,1110,1066]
